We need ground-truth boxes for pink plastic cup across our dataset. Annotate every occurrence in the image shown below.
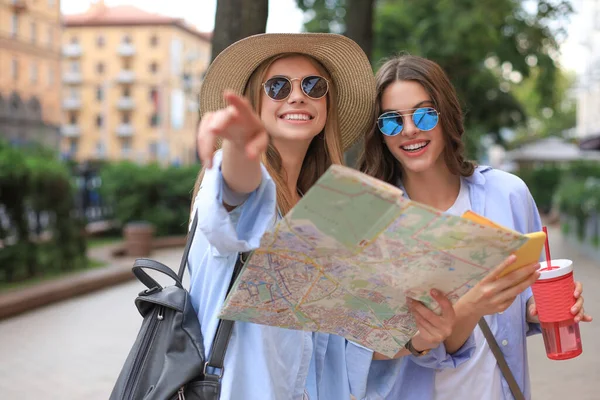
[531,259,582,360]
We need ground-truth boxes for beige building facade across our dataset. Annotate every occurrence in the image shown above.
[63,2,211,164]
[0,0,62,148]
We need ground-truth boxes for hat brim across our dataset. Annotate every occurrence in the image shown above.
[199,33,375,151]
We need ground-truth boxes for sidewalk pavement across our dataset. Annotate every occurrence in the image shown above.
[0,243,135,320]
[0,246,186,400]
[527,224,600,399]
[0,225,597,399]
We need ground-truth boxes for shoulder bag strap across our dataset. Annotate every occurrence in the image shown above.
[177,211,199,281]
[179,209,249,378]
[479,317,526,400]
[205,252,249,377]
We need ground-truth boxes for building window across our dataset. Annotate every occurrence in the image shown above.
[69,113,77,125]
[10,14,19,37]
[150,113,159,127]
[122,112,131,124]
[70,36,78,44]
[149,141,158,157]
[96,86,104,101]
[97,62,104,74]
[69,87,79,99]
[96,35,105,47]
[30,63,38,84]
[96,115,104,127]
[31,22,36,44]
[69,138,78,155]
[123,58,132,70]
[123,86,131,97]
[150,62,158,74]
[121,138,132,155]
[69,60,80,73]
[48,66,54,86]
[47,27,53,48]
[123,34,131,44]
[96,141,105,157]
[11,59,18,80]
[150,35,159,47]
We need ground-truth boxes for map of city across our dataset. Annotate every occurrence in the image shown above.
[219,165,529,357]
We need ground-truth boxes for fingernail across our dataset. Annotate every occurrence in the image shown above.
[431,289,439,296]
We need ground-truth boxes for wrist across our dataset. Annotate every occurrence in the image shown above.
[455,298,483,320]
[410,335,431,352]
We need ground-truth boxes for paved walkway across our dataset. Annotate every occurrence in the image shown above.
[0,225,598,399]
[527,225,600,399]
[0,248,186,400]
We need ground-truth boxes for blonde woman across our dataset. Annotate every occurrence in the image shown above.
[188,35,473,399]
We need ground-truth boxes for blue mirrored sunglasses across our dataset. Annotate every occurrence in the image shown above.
[377,107,440,136]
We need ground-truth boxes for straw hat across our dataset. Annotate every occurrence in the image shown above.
[199,33,375,151]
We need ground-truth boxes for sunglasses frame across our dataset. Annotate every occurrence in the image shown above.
[377,107,441,136]
[262,75,330,101]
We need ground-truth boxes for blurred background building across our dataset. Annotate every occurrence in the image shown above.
[61,0,211,165]
[0,0,62,148]
[576,0,600,140]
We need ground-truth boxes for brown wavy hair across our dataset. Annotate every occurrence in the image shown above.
[191,53,344,215]
[358,55,475,184]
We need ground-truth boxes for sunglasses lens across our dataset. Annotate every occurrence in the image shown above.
[302,76,328,99]
[378,112,403,136]
[264,77,291,100]
[413,107,439,131]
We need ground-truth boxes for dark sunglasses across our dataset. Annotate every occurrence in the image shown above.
[262,75,329,101]
[377,107,440,136]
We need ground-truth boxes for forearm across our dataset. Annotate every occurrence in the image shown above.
[444,300,481,354]
[221,140,262,195]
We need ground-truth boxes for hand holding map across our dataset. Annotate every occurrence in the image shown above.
[219,165,534,357]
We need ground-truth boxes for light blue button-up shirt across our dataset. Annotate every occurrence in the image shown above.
[187,151,475,400]
[384,166,543,400]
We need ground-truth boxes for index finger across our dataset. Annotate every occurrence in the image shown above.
[224,91,260,123]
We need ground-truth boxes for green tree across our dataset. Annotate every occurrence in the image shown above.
[296,0,573,159]
[511,68,577,146]
[296,0,375,60]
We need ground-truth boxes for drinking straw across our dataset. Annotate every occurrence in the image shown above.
[542,226,553,269]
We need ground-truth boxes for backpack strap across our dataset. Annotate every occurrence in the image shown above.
[177,211,199,281]
[179,210,248,380]
[204,252,249,380]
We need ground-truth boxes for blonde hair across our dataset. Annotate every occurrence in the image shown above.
[191,53,344,215]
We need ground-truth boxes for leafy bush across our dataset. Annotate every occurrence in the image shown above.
[516,165,563,214]
[0,141,86,283]
[554,161,600,241]
[99,162,200,236]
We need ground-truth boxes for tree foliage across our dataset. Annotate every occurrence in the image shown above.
[296,0,573,157]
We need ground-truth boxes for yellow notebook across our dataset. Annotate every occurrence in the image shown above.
[461,211,546,277]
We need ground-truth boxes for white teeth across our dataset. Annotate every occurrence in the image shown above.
[282,113,311,121]
[401,142,428,151]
